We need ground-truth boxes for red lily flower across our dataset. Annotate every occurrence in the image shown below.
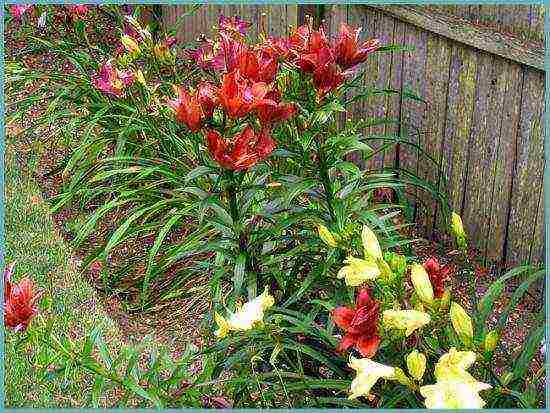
[423,257,451,298]
[256,90,296,125]
[294,28,332,73]
[334,23,381,70]
[4,263,42,332]
[189,40,226,72]
[92,62,134,98]
[236,48,278,84]
[205,126,275,171]
[261,37,293,60]
[67,5,90,20]
[332,288,381,357]
[219,33,248,73]
[197,82,219,118]
[288,24,312,52]
[312,59,345,98]
[218,71,269,119]
[167,87,205,132]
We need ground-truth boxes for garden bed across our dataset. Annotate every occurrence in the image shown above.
[5,4,545,409]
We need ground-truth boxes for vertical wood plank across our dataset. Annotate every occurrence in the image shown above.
[484,62,523,262]
[383,19,406,170]
[420,33,452,235]
[441,45,478,213]
[461,53,508,252]
[506,69,545,264]
[399,24,428,222]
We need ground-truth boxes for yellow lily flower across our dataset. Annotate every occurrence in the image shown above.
[410,263,434,304]
[420,380,492,409]
[337,257,380,286]
[406,349,427,381]
[348,357,395,399]
[420,348,491,408]
[434,347,477,382]
[382,309,431,337]
[214,287,275,338]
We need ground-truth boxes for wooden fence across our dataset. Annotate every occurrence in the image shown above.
[162,4,545,267]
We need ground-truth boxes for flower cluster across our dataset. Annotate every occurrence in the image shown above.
[92,62,135,98]
[317,222,492,408]
[166,15,298,171]
[262,21,381,98]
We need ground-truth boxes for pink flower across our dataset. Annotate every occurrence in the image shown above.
[92,62,134,98]
[10,5,33,20]
[218,15,251,36]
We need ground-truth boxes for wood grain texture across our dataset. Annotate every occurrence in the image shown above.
[368,5,544,71]
[421,33,452,235]
[484,62,524,262]
[506,69,545,265]
[462,52,507,254]
[442,45,478,212]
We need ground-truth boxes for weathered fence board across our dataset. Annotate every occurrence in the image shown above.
[162,4,545,266]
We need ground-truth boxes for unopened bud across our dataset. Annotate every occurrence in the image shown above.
[410,263,434,304]
[484,330,499,352]
[317,224,337,247]
[406,349,426,381]
[393,367,413,387]
[450,302,473,343]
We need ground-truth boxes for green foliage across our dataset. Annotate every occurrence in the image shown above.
[6,5,543,409]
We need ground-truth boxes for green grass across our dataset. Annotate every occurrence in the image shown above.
[4,139,124,407]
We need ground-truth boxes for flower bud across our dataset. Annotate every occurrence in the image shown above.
[450,302,473,343]
[317,224,337,247]
[361,225,382,259]
[439,289,451,311]
[406,350,427,381]
[386,252,407,275]
[393,367,413,387]
[135,69,146,86]
[501,371,513,385]
[410,263,434,304]
[450,212,467,249]
[483,330,499,352]
[121,35,140,54]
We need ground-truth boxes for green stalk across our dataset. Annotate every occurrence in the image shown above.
[317,145,336,224]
